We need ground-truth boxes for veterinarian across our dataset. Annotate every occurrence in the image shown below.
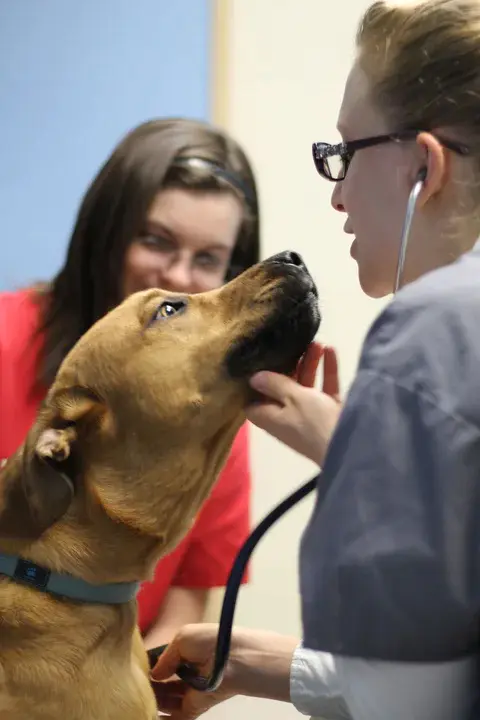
[151,1,480,718]
[0,118,259,651]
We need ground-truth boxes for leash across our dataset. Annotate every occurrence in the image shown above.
[147,473,319,692]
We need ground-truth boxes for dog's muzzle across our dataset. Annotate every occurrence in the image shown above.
[226,250,321,378]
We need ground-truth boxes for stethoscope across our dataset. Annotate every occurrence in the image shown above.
[394,167,427,292]
[147,474,319,690]
[147,167,427,691]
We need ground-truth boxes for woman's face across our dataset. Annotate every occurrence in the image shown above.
[122,188,244,298]
[330,62,419,298]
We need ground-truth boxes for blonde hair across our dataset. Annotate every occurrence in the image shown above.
[357,0,480,157]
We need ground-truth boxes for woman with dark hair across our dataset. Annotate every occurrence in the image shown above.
[0,116,260,650]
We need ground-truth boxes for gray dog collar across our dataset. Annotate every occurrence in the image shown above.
[0,552,139,604]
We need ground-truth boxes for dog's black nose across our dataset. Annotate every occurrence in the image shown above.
[272,251,306,269]
[268,250,318,298]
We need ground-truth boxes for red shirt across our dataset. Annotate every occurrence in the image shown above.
[0,288,250,633]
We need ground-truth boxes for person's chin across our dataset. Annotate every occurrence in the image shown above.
[357,267,392,299]
[350,243,392,298]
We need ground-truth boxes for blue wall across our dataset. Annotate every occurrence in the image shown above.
[0,0,211,290]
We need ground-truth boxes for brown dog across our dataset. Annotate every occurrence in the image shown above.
[0,251,319,719]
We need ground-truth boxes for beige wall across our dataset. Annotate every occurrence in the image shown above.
[206,2,386,719]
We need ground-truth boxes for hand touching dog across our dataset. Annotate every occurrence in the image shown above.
[246,342,342,467]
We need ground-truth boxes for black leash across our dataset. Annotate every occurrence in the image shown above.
[147,473,319,691]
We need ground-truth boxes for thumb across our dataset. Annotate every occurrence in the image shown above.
[151,643,184,681]
[249,371,297,403]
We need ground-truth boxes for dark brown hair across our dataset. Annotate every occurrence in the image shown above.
[36,117,260,388]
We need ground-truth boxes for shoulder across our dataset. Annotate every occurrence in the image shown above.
[0,286,40,311]
[362,246,480,370]
[358,246,480,425]
[0,288,44,375]
[0,287,42,347]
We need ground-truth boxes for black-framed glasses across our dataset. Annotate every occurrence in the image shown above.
[312,130,471,182]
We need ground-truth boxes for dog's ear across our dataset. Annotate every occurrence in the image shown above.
[22,426,77,537]
[0,387,107,538]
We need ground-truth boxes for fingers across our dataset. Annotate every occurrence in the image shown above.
[153,686,184,713]
[152,678,186,711]
[153,680,210,720]
[151,643,184,682]
[249,371,296,404]
[322,346,340,398]
[246,400,285,430]
[297,342,324,388]
[249,343,324,402]
[248,343,340,407]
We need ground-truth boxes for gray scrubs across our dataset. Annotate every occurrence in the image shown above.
[299,241,480,715]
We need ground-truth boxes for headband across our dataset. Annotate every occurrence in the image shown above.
[172,156,256,208]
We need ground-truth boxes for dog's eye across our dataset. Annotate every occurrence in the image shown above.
[151,300,187,323]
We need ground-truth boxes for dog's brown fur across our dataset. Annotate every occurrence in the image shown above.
[0,254,319,719]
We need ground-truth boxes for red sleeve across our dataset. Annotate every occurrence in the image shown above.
[172,422,251,588]
[0,290,45,459]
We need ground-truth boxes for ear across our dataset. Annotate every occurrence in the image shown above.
[415,131,447,206]
[22,426,78,536]
[0,387,107,539]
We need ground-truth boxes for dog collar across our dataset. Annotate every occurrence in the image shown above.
[0,552,139,605]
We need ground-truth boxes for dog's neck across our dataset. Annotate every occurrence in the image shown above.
[0,476,165,591]
[0,504,166,587]
[0,415,242,592]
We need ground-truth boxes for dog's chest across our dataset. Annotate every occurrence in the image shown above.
[0,580,157,718]
[0,627,157,719]
[0,663,157,720]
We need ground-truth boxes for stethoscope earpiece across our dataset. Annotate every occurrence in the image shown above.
[394,166,427,293]
[418,166,428,184]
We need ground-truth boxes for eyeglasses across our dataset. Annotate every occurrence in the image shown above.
[312,130,471,182]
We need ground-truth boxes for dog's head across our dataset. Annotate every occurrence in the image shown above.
[0,251,320,553]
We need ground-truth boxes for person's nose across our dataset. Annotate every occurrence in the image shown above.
[160,257,193,293]
[331,181,346,213]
